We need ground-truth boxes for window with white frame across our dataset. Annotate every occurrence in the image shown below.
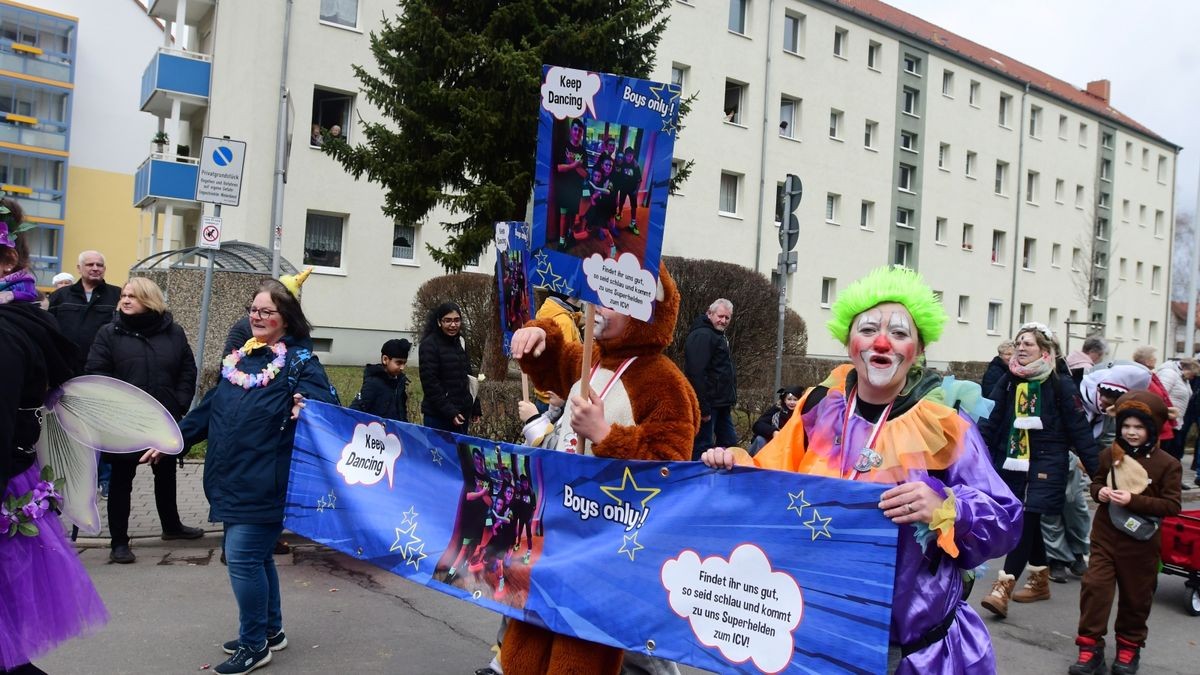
[991,229,1006,264]
[1141,147,1149,169]
[867,41,881,70]
[719,172,740,214]
[320,0,358,28]
[998,93,1012,126]
[1158,155,1168,183]
[1098,191,1110,209]
[1058,114,1068,139]
[1125,141,1133,163]
[903,53,921,76]
[902,87,919,115]
[783,12,805,54]
[898,165,915,193]
[1094,250,1108,270]
[1100,158,1112,181]
[1149,320,1159,344]
[312,87,354,141]
[728,0,748,34]
[1048,307,1058,327]
[994,160,1009,195]
[935,217,946,243]
[779,96,798,138]
[938,142,949,169]
[1132,317,1141,338]
[826,192,840,223]
[1055,178,1064,203]
[670,64,688,91]
[968,80,980,106]
[829,108,843,139]
[1022,237,1036,269]
[1135,261,1143,283]
[1051,242,1061,267]
[942,69,954,96]
[1019,303,1033,324]
[863,119,877,148]
[1029,105,1042,137]
[1139,204,1147,226]
[1122,199,1130,221]
[894,241,912,268]
[987,301,1002,332]
[1025,170,1039,203]
[1154,209,1164,236]
[962,223,974,250]
[1078,122,1088,146]
[1075,184,1085,208]
[1071,247,1082,271]
[833,27,848,57]
[896,206,914,227]
[965,150,976,177]
[304,211,345,268]
[724,80,746,124]
[1095,217,1109,241]
[957,295,969,321]
[392,222,416,262]
[1119,257,1128,279]
[1101,131,1114,149]
[821,277,836,307]
[860,200,874,229]
[900,130,917,152]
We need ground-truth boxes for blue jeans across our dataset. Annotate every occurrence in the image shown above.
[692,406,738,459]
[224,521,284,649]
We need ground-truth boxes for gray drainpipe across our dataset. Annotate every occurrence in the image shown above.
[751,0,777,274]
[1007,83,1030,336]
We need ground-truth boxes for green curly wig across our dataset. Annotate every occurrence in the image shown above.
[828,266,947,345]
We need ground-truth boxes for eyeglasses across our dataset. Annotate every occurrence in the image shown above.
[247,306,279,319]
[440,317,462,325]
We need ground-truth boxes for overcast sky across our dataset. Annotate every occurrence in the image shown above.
[886,0,1199,218]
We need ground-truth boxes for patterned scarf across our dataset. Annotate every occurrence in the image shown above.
[1004,353,1054,471]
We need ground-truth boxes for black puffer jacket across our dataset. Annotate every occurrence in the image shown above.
[980,356,1007,401]
[980,371,1100,514]
[683,314,737,414]
[349,364,408,422]
[47,279,121,370]
[85,311,197,420]
[418,331,479,421]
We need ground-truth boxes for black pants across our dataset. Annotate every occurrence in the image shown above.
[104,453,183,547]
[1003,511,1046,576]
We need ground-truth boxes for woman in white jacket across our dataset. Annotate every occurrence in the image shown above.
[1155,357,1199,460]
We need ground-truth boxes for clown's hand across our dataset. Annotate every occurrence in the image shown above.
[701,447,737,470]
[570,391,611,444]
[511,327,547,359]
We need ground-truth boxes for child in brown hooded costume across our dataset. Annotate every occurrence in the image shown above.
[1070,390,1182,675]
[505,265,699,674]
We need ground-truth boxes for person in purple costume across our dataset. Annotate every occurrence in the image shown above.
[703,266,1022,673]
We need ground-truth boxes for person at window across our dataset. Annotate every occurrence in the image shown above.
[418,303,481,434]
[310,124,323,147]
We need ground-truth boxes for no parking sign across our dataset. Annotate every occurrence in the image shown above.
[197,136,246,206]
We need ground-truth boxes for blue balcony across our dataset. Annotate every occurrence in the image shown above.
[134,156,200,208]
[140,48,210,117]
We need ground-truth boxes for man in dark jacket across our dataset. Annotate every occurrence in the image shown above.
[981,340,1014,401]
[47,250,121,371]
[350,338,410,422]
[684,298,737,459]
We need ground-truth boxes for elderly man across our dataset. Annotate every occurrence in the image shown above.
[1065,336,1107,385]
[684,298,737,459]
[47,250,121,371]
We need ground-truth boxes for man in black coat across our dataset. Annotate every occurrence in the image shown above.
[981,340,1014,401]
[47,250,121,371]
[684,298,737,459]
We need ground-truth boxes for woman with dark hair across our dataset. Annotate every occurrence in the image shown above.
[419,302,481,433]
[978,322,1100,620]
[0,199,36,305]
[168,279,339,675]
[87,277,201,565]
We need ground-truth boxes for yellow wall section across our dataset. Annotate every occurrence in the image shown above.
[61,166,143,286]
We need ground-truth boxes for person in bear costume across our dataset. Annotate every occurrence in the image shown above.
[505,264,698,674]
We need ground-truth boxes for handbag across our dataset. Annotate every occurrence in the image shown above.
[1106,468,1160,541]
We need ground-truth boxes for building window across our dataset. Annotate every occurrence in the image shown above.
[1094,249,1108,270]
[867,41,881,70]
[1139,204,1147,227]
[392,222,416,261]
[1122,199,1131,221]
[935,217,946,243]
[303,212,345,268]
[1055,178,1064,203]
[903,53,921,75]
[860,200,874,229]
[312,87,354,141]
[896,206,914,227]
[898,165,915,193]
[724,80,745,124]
[1075,184,1085,209]
[829,109,843,139]
[994,161,1009,195]
[833,27,848,57]
[1135,261,1144,283]
[1100,158,1112,181]
[1155,209,1164,236]
[783,12,805,54]
[779,96,798,138]
[968,80,980,106]
[728,0,748,34]
[863,119,877,148]
[938,143,949,169]
[957,295,969,322]
[987,301,1002,332]
[670,64,688,90]
[1029,105,1042,137]
[998,93,1012,126]
[962,223,974,251]
[1019,303,1033,324]
[1125,141,1133,163]
[1132,317,1141,337]
[902,87,919,116]
[821,277,836,307]
[1119,257,1127,279]
[1022,237,1036,269]
[1025,170,1039,204]
[1141,147,1150,169]
[965,150,977,177]
[1095,217,1109,241]
[718,172,740,214]
[990,230,1006,264]
[826,193,840,223]
[1058,114,1068,139]
[320,0,358,28]
[1072,247,1082,272]
[1152,266,1162,293]
[1078,122,1089,146]
[900,130,918,152]
[1098,191,1111,209]
[894,241,912,268]
[1048,307,1058,327]
[942,69,954,97]
[1101,131,1114,149]
[1158,155,1168,183]
[1051,242,1061,267]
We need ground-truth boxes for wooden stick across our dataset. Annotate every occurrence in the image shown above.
[521,373,530,402]
[580,303,595,400]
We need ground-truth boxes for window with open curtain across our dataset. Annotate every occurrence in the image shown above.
[320,0,358,28]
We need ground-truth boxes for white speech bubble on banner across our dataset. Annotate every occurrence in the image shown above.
[495,222,510,252]
[662,544,803,674]
[542,66,601,120]
[337,422,402,488]
[582,252,655,321]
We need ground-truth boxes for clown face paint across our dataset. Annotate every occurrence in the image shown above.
[1012,331,1046,366]
[249,291,287,344]
[848,303,920,401]
[594,306,630,341]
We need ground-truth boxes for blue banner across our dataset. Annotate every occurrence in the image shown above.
[287,402,898,674]
[531,65,678,321]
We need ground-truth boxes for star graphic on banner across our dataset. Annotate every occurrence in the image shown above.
[557,277,575,297]
[599,467,661,508]
[534,249,551,271]
[660,116,679,136]
[618,531,645,561]
[389,522,417,553]
[401,506,418,528]
[649,81,682,106]
[406,541,427,569]
[804,509,832,541]
[429,447,444,467]
[786,490,810,519]
[405,532,423,557]
[316,490,337,513]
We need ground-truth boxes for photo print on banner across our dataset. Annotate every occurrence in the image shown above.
[494,221,536,356]
[532,65,680,320]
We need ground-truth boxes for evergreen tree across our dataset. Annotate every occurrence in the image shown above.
[324,0,689,270]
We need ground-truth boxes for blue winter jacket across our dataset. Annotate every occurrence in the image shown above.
[180,335,339,524]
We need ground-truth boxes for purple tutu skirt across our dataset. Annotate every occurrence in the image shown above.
[0,462,108,669]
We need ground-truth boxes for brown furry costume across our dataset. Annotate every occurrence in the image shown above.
[503,266,699,674]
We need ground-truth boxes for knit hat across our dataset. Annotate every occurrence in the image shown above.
[1113,390,1168,450]
[381,338,411,359]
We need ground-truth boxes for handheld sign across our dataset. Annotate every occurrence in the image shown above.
[495,222,535,358]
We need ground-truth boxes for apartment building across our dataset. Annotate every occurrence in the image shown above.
[132,0,1178,365]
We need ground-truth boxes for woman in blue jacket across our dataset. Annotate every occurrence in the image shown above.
[172,279,338,675]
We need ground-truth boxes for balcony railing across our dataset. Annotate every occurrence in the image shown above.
[1,185,65,220]
[0,117,68,152]
[140,47,211,116]
[134,155,200,207]
[0,40,72,83]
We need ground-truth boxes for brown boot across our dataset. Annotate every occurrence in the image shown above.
[979,571,1016,618]
[1012,565,1051,603]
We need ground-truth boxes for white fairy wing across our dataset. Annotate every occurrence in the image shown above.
[34,409,102,535]
[46,375,185,455]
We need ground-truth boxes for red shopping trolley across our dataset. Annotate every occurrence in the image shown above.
[1160,508,1200,616]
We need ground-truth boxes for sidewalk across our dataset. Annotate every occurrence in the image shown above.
[77,459,216,545]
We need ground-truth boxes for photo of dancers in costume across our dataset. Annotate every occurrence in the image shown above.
[547,118,651,262]
[498,249,532,334]
[436,443,542,607]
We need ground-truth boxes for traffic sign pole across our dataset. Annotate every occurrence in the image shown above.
[193,206,220,407]
[775,174,802,391]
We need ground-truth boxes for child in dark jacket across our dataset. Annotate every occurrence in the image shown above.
[1070,390,1182,675]
[349,338,410,422]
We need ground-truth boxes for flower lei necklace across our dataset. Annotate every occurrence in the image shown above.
[222,339,287,389]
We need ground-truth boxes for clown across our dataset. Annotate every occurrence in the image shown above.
[703,266,1022,674]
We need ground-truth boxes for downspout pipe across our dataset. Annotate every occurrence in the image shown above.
[751,0,777,274]
[1007,83,1030,336]
[268,0,293,277]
